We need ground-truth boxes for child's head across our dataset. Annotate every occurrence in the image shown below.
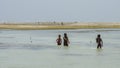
[97,34,101,37]
[64,33,68,38]
[58,35,61,37]
[64,33,67,36]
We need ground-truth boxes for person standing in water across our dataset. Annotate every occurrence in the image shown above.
[96,34,103,49]
[56,34,62,45]
[63,33,70,46]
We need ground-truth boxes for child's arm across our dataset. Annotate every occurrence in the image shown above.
[56,38,58,42]
[67,38,70,44]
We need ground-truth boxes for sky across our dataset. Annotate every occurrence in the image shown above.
[0,0,120,23]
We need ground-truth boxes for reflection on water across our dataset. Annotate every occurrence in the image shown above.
[0,29,120,68]
[96,48,104,56]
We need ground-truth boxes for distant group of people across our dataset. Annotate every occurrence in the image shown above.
[56,33,70,46]
[56,33,103,49]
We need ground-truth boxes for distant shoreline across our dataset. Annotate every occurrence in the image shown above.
[0,23,120,30]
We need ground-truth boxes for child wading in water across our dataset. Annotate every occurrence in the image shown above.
[63,33,70,46]
[56,35,62,45]
[96,34,103,49]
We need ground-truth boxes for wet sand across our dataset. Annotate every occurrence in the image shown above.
[0,22,120,30]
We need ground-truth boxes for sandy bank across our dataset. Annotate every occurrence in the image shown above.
[0,23,120,30]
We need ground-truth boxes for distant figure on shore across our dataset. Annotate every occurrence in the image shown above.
[56,35,62,45]
[96,34,103,49]
[63,33,70,46]
[61,22,63,25]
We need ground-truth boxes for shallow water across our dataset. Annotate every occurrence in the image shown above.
[0,29,120,68]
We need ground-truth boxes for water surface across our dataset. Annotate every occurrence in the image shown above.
[0,29,120,68]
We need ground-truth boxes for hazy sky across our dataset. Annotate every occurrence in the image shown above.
[0,0,120,22]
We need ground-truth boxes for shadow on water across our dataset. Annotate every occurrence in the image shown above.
[0,43,12,49]
[14,44,60,50]
[62,53,93,57]
[60,46,94,57]
[0,36,15,38]
[0,43,57,50]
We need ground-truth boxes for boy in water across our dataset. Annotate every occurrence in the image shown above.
[63,33,70,46]
[56,35,62,45]
[96,34,103,49]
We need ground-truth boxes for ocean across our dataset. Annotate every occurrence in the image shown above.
[0,29,120,68]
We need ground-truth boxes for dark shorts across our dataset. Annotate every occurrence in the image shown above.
[57,43,61,45]
[64,42,68,46]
